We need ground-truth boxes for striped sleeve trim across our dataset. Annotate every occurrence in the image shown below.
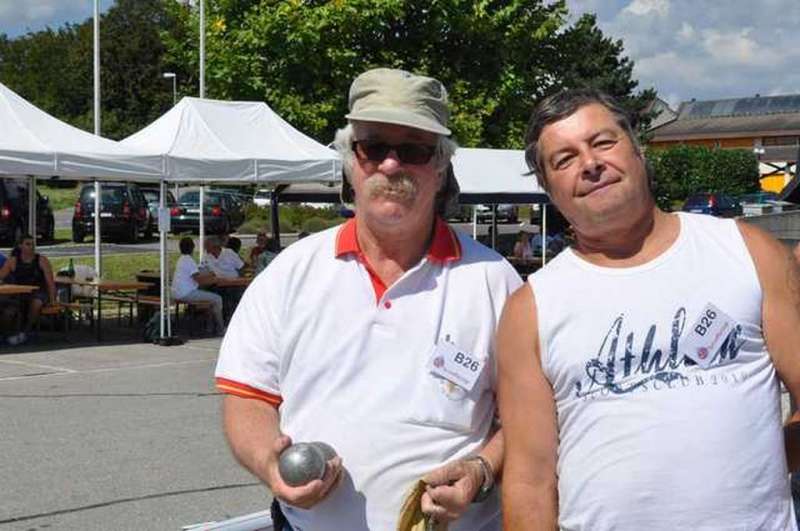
[215,377,283,406]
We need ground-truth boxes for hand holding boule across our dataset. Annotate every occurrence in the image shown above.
[279,442,327,487]
[270,437,343,510]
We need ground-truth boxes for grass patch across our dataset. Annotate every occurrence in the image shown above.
[50,252,181,281]
[39,184,80,211]
[54,227,72,241]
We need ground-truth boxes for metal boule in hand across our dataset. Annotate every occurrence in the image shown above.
[310,441,337,461]
[278,442,327,487]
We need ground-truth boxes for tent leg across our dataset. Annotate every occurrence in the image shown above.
[94,180,102,277]
[270,192,281,248]
[199,185,205,264]
[28,176,37,249]
[156,178,183,347]
[541,204,548,267]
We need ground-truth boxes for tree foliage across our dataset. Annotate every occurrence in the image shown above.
[0,0,180,139]
[163,0,652,147]
[648,145,760,210]
[1,0,652,148]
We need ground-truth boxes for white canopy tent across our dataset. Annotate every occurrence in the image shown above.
[122,96,342,343]
[451,148,547,203]
[0,81,169,339]
[0,82,164,179]
[121,96,340,184]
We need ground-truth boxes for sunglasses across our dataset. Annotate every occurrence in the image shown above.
[351,140,436,165]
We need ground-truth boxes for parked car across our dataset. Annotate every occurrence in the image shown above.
[475,203,518,223]
[170,190,244,235]
[0,177,55,244]
[681,193,742,218]
[72,182,151,243]
[253,189,270,208]
[139,186,177,236]
[738,191,797,216]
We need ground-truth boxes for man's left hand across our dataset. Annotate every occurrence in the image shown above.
[420,458,484,522]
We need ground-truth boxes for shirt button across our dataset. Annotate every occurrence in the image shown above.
[384,300,392,309]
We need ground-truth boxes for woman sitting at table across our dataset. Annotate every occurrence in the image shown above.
[248,231,268,266]
[172,237,225,336]
[0,234,56,345]
[512,229,535,260]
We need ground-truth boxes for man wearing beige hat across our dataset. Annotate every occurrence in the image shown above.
[215,68,521,530]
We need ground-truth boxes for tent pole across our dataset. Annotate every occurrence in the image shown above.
[93,0,102,278]
[199,185,205,263]
[199,0,205,98]
[472,205,477,240]
[94,181,102,277]
[270,190,281,247]
[542,204,548,267]
[491,204,498,250]
[28,176,36,249]
[159,180,166,340]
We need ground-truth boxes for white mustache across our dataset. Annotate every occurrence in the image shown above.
[365,173,418,203]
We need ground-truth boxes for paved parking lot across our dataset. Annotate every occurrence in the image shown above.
[0,338,271,531]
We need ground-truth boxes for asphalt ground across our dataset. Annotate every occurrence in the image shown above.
[0,338,272,531]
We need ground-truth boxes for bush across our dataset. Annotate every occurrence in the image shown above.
[648,145,760,210]
[242,202,344,234]
[301,216,341,233]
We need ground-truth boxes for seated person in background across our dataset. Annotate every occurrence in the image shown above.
[512,230,534,259]
[0,250,6,269]
[227,236,243,256]
[0,234,56,345]
[248,231,268,266]
[202,235,243,279]
[172,237,225,336]
[254,236,281,275]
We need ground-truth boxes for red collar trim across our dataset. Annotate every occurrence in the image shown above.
[334,218,461,263]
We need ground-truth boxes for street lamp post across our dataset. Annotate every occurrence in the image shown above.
[163,72,177,106]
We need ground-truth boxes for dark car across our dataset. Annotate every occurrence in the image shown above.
[738,191,797,216]
[0,177,55,244]
[140,187,177,236]
[72,183,151,243]
[475,204,518,223]
[681,193,742,218]
[170,190,243,235]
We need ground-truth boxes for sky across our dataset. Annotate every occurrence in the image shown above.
[566,0,800,108]
[2,0,799,110]
[0,0,114,38]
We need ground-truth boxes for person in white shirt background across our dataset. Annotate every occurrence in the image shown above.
[202,235,244,278]
[172,236,225,336]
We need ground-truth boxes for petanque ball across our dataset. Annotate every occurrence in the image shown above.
[311,441,337,461]
[278,442,327,487]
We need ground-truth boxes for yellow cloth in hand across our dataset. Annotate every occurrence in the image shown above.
[397,479,448,531]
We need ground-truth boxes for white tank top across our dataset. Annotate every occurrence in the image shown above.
[529,212,796,531]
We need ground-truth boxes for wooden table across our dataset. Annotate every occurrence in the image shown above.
[0,284,39,296]
[55,277,152,341]
[214,276,252,288]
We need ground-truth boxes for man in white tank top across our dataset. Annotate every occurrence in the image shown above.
[496,88,800,530]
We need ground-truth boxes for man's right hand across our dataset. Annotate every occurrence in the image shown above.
[265,435,344,510]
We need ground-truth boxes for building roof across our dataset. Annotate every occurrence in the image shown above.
[650,94,800,142]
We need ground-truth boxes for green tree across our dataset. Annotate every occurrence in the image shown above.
[0,0,179,139]
[163,0,649,148]
[648,145,760,210]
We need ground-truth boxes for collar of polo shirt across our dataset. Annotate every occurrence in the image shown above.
[334,217,461,263]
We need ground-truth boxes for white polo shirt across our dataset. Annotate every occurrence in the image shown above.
[215,219,521,531]
[204,248,243,279]
[172,254,199,299]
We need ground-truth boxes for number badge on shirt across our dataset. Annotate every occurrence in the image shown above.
[427,340,485,392]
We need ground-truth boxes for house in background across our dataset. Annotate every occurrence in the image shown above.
[647,94,800,194]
